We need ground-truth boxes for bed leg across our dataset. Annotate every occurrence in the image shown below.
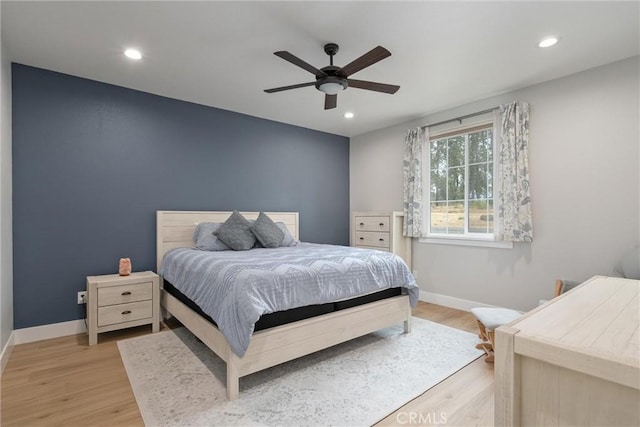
[226,352,240,401]
[404,316,412,334]
[402,297,412,333]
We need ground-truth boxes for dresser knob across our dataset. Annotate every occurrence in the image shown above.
[379,238,385,241]
[121,291,132,296]
[359,237,364,240]
[379,223,384,226]
[359,222,364,226]
[122,310,132,315]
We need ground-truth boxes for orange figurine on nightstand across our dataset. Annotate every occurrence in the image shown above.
[118,258,132,276]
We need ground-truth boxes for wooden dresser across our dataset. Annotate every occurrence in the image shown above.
[352,211,412,269]
[495,276,640,427]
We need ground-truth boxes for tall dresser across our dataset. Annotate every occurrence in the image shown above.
[351,211,412,270]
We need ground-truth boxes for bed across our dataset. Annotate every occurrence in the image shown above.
[156,210,417,400]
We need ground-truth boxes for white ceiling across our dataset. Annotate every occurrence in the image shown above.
[2,1,638,137]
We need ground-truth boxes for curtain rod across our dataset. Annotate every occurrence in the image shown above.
[421,107,498,129]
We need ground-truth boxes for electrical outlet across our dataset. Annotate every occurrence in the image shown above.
[77,291,87,304]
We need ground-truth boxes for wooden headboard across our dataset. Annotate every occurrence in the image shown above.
[156,211,299,271]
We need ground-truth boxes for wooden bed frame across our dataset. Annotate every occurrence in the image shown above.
[156,210,412,400]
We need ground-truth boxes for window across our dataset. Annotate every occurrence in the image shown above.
[426,122,496,240]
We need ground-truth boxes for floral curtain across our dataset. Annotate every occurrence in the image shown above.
[403,127,426,237]
[497,101,533,242]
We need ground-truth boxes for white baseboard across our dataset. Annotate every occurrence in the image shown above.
[1,330,15,375]
[14,319,86,345]
[8,293,489,347]
[419,290,497,312]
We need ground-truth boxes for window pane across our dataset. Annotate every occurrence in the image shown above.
[485,130,493,162]
[469,200,489,233]
[430,139,447,170]
[447,202,465,234]
[468,132,485,163]
[469,129,492,163]
[448,166,465,201]
[469,199,491,234]
[447,136,465,167]
[430,168,447,201]
[430,201,447,234]
[468,164,488,200]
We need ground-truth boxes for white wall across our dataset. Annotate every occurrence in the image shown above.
[351,57,640,311]
[1,33,14,351]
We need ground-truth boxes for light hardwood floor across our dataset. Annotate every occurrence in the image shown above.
[1,302,494,426]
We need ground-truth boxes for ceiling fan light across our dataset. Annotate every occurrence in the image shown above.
[124,48,142,60]
[318,82,344,95]
[538,37,558,48]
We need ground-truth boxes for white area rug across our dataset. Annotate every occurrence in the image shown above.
[118,317,483,426]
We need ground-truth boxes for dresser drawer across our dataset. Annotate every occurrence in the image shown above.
[98,300,153,327]
[355,231,390,248]
[354,216,390,232]
[98,282,153,306]
[355,245,390,252]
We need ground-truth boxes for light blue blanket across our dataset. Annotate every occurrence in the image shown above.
[160,243,418,357]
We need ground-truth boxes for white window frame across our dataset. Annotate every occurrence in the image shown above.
[419,119,513,249]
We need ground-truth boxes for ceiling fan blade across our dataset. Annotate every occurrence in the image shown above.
[264,82,316,93]
[341,46,391,77]
[347,79,400,94]
[324,94,337,110]
[274,51,327,76]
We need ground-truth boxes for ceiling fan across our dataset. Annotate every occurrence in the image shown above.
[264,43,400,110]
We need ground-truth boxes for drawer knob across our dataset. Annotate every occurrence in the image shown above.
[121,291,132,296]
[359,237,364,240]
[122,310,132,315]
[379,238,385,241]
[379,223,384,226]
[359,222,364,226]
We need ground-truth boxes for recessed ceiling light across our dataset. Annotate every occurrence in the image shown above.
[344,112,354,119]
[538,37,558,48]
[124,48,142,60]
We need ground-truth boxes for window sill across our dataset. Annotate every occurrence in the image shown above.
[419,236,514,249]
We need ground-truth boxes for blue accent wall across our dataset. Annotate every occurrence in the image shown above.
[12,64,349,329]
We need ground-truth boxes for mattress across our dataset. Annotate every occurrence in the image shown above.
[163,280,402,331]
[160,242,418,356]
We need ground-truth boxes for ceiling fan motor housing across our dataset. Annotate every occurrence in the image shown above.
[315,65,348,93]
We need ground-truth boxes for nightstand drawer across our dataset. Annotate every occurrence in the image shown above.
[355,231,390,248]
[354,216,390,232]
[98,300,153,327]
[98,282,153,306]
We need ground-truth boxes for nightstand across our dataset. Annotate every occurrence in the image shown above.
[86,271,160,345]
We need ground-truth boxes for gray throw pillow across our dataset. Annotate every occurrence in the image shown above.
[277,222,299,247]
[213,211,256,251]
[192,222,231,251]
[251,212,285,248]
